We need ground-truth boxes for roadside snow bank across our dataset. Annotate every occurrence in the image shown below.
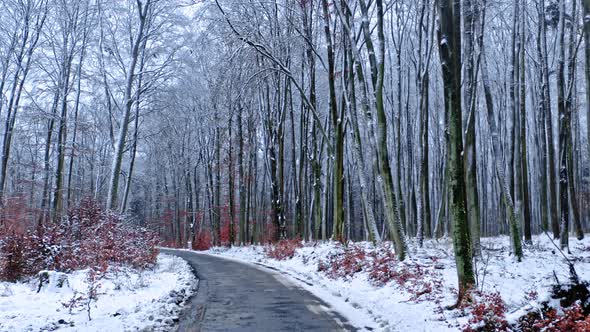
[0,254,196,332]
[204,235,590,331]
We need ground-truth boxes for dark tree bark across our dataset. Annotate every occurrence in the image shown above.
[437,0,475,301]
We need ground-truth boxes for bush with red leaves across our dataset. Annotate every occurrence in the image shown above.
[462,291,509,332]
[366,246,399,285]
[367,246,441,301]
[192,231,212,251]
[264,238,302,260]
[0,199,160,281]
[519,303,590,332]
[318,244,367,279]
[317,244,442,302]
[0,197,36,281]
[0,231,26,282]
[218,205,240,246]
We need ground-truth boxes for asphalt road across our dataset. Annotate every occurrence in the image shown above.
[162,249,355,332]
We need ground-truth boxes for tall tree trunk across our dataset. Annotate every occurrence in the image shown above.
[321,0,345,242]
[393,11,408,235]
[228,113,235,246]
[463,0,481,255]
[358,0,407,260]
[557,0,570,250]
[237,104,247,245]
[107,0,150,210]
[339,7,380,242]
[542,0,560,239]
[519,0,532,244]
[66,27,89,211]
[121,41,147,213]
[584,0,590,189]
[39,92,60,225]
[535,0,550,234]
[566,0,584,240]
[307,43,322,240]
[478,0,523,260]
[215,124,222,245]
[437,0,475,301]
[52,51,73,222]
[510,0,521,234]
[416,0,435,245]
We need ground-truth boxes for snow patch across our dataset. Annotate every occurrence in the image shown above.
[0,254,196,332]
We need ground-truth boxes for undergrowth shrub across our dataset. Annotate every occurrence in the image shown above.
[318,244,367,279]
[318,244,442,302]
[0,197,36,281]
[219,206,233,246]
[519,302,590,332]
[462,291,509,332]
[518,265,590,331]
[0,199,160,281]
[264,238,302,260]
[369,248,441,302]
[366,246,399,285]
[0,231,26,282]
[192,231,212,251]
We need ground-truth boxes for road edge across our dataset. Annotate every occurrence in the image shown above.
[161,249,208,332]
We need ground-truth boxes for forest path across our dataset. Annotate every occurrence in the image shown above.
[162,249,355,332]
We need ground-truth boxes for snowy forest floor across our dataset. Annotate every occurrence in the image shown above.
[0,254,196,332]
[201,235,590,331]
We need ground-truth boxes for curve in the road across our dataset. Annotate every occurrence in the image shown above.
[162,249,356,332]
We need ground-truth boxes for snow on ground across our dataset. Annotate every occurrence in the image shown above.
[0,254,196,332]
[203,234,590,331]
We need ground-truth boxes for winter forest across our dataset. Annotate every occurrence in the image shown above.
[1,0,590,331]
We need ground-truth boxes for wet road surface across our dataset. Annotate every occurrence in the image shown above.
[162,249,355,332]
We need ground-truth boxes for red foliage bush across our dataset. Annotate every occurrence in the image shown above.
[462,291,509,332]
[366,246,399,285]
[520,303,590,332]
[367,247,441,301]
[0,197,37,281]
[318,245,367,279]
[0,231,26,282]
[265,238,302,260]
[0,199,160,281]
[317,244,442,302]
[192,231,212,251]
[219,206,233,246]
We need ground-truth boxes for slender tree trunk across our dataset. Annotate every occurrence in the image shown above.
[584,0,590,188]
[535,0,550,234]
[228,113,235,246]
[66,31,89,211]
[437,0,475,301]
[107,0,150,210]
[509,0,525,248]
[519,0,532,244]
[237,105,247,245]
[321,0,345,242]
[541,0,560,239]
[463,0,482,255]
[121,41,147,213]
[340,9,380,242]
[358,0,407,260]
[52,51,73,222]
[394,24,407,235]
[478,0,523,260]
[215,124,222,245]
[557,0,570,251]
[566,0,584,240]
